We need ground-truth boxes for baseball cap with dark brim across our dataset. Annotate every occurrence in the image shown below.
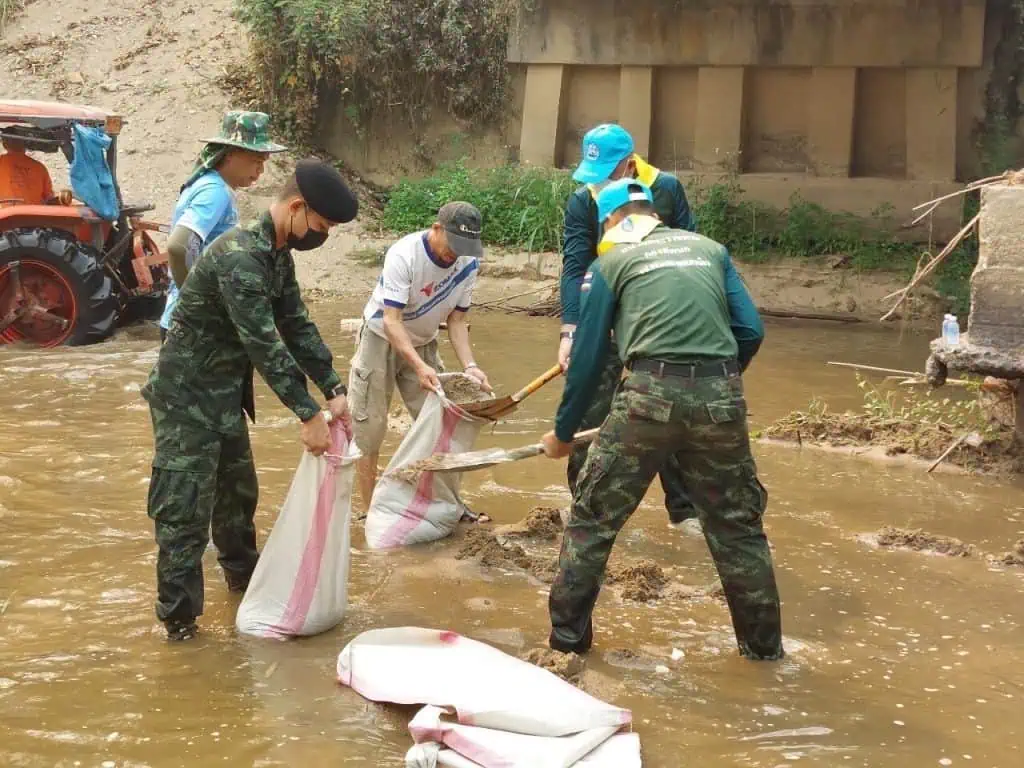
[596,178,654,223]
[572,123,635,184]
[439,201,484,258]
[201,110,287,154]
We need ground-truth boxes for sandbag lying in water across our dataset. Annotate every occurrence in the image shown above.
[236,421,358,638]
[336,627,641,767]
[364,376,488,550]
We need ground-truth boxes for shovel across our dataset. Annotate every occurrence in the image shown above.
[460,363,564,420]
[385,427,601,483]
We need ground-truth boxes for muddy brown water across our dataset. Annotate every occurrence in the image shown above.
[1,301,1022,767]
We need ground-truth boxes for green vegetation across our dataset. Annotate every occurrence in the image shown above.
[381,159,975,311]
[234,0,516,146]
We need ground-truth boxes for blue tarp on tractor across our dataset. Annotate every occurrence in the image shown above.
[69,124,119,221]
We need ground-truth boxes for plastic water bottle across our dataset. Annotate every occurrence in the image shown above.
[942,314,960,347]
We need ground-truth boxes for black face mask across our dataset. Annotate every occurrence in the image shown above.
[287,206,328,251]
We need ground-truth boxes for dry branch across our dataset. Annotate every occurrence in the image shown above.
[881,213,979,322]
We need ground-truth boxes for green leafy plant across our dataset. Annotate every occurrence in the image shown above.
[854,374,995,437]
[235,0,518,146]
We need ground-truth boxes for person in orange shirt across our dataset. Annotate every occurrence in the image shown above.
[0,135,55,205]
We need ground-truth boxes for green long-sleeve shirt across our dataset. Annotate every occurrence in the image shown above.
[141,212,342,431]
[554,221,764,442]
[559,166,695,325]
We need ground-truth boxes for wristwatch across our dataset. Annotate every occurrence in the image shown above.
[328,383,347,399]
[560,331,575,341]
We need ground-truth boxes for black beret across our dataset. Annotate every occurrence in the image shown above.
[295,158,359,224]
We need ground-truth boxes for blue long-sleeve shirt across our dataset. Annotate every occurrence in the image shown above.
[554,225,763,442]
[559,165,695,326]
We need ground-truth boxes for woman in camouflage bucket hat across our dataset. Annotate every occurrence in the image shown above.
[159,111,287,341]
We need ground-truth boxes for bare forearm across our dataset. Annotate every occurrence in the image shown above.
[446,316,475,368]
[382,313,426,371]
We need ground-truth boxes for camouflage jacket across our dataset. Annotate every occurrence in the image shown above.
[141,212,343,432]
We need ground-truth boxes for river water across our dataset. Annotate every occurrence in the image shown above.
[1,300,1022,768]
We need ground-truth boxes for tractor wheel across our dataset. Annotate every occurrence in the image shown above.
[0,228,119,347]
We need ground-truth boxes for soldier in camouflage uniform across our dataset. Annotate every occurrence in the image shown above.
[541,179,784,661]
[558,123,699,526]
[141,159,359,641]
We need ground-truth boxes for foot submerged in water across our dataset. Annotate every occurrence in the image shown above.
[165,620,199,642]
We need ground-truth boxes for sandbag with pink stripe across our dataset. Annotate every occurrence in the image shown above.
[236,419,359,638]
[365,390,487,550]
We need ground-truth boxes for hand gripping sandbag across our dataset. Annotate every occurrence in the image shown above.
[365,390,487,550]
[337,627,641,768]
[236,420,359,638]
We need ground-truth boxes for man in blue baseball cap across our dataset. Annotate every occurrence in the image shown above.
[540,178,781,661]
[558,122,698,527]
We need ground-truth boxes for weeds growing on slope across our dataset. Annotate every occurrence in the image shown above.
[380,159,976,310]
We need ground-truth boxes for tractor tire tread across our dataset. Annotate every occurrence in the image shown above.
[0,227,119,346]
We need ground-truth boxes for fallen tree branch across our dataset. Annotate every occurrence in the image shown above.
[910,174,1008,212]
[760,309,863,323]
[828,361,971,385]
[881,213,979,322]
[927,432,974,473]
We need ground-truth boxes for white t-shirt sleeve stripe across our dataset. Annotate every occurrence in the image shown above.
[453,259,478,313]
[379,244,413,306]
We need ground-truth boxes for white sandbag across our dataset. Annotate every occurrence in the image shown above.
[337,627,641,768]
[236,420,359,639]
[364,387,487,550]
[406,705,625,768]
[407,734,642,768]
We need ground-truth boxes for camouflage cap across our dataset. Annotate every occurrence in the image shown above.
[201,110,287,154]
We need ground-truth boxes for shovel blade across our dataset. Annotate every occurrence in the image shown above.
[460,396,519,419]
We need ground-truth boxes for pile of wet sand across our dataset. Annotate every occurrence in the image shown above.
[456,527,558,582]
[606,560,668,602]
[992,539,1024,567]
[874,526,975,557]
[440,373,492,405]
[521,648,584,684]
[501,506,565,541]
[457,508,720,603]
[762,407,1024,475]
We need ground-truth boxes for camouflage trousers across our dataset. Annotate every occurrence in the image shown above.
[550,369,784,660]
[568,341,698,524]
[146,406,259,624]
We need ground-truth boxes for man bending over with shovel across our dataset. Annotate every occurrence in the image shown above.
[558,123,701,528]
[349,201,492,510]
[541,179,783,661]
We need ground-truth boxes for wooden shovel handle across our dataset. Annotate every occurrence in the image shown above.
[511,364,564,402]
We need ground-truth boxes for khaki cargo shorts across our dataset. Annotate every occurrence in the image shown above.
[347,323,444,455]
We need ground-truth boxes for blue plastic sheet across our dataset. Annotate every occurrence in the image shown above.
[69,124,120,221]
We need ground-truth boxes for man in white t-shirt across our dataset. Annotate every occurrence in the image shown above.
[349,201,492,506]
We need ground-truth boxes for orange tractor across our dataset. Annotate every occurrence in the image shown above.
[0,100,170,347]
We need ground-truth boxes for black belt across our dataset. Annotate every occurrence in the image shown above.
[627,358,739,379]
